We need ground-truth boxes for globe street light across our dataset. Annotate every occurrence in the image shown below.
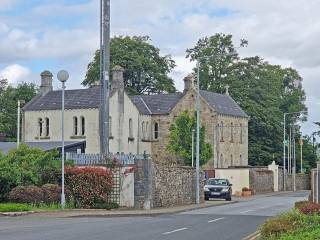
[57,70,69,208]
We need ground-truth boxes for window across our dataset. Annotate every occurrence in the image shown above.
[45,118,49,136]
[220,154,224,166]
[146,122,149,140]
[80,116,85,136]
[230,122,234,142]
[240,154,243,164]
[73,117,78,135]
[154,122,159,140]
[220,121,224,141]
[231,154,233,166]
[142,122,145,139]
[38,118,43,137]
[109,116,112,137]
[129,118,133,138]
[240,123,243,144]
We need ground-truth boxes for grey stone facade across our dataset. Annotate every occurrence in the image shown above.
[249,168,274,194]
[134,158,204,209]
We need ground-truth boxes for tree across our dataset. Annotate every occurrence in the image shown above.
[187,33,307,166]
[83,36,176,95]
[0,82,37,140]
[167,111,212,166]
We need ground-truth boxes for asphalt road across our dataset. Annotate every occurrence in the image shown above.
[0,191,309,240]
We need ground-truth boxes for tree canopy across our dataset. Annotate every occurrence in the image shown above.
[167,111,212,166]
[0,81,37,140]
[187,33,307,166]
[83,36,176,95]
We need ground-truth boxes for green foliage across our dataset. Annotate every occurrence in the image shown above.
[83,36,176,95]
[187,33,307,166]
[0,203,32,212]
[65,167,113,208]
[167,111,212,166]
[260,210,320,240]
[0,81,37,139]
[0,144,60,201]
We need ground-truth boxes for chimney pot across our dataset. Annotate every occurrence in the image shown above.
[111,65,125,90]
[40,70,53,95]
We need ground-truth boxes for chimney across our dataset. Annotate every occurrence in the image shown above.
[40,70,53,95]
[183,74,195,93]
[111,65,124,91]
[225,85,230,96]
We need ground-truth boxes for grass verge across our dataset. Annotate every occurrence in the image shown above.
[0,203,32,212]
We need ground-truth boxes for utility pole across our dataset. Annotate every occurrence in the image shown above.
[100,0,110,157]
[192,129,195,168]
[300,138,303,173]
[17,100,21,147]
[293,127,296,192]
[195,61,200,205]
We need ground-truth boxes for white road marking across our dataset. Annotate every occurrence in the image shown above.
[240,206,267,214]
[162,227,188,235]
[208,217,225,223]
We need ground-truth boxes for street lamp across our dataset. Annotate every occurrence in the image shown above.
[17,100,25,147]
[283,111,307,191]
[57,70,69,209]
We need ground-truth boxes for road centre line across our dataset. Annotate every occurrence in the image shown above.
[208,217,225,223]
[162,227,188,235]
[240,206,267,214]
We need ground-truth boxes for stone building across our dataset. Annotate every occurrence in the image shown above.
[22,67,248,169]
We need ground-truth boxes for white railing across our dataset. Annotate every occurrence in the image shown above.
[66,152,149,166]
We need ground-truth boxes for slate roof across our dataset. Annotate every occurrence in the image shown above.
[129,93,183,115]
[200,90,248,118]
[0,141,85,155]
[23,87,248,118]
[23,87,101,111]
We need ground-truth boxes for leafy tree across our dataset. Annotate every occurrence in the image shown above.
[83,36,176,95]
[0,82,37,140]
[187,33,307,166]
[167,111,212,166]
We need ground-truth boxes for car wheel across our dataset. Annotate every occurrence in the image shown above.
[226,196,232,201]
[205,196,209,201]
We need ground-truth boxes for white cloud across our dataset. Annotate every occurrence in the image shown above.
[0,64,32,85]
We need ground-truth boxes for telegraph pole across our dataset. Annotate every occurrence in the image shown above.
[100,0,110,157]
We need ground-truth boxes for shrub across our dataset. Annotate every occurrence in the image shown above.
[0,203,32,212]
[295,201,320,215]
[65,167,113,208]
[41,184,61,204]
[260,211,306,238]
[8,186,44,205]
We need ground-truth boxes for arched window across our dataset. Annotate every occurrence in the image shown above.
[109,116,112,137]
[220,153,224,167]
[142,122,145,139]
[231,154,233,166]
[154,122,159,140]
[45,118,49,137]
[230,122,234,142]
[73,117,78,136]
[220,121,224,141]
[240,123,243,144]
[129,118,133,138]
[38,118,43,137]
[80,116,85,136]
[240,154,243,164]
[146,122,149,140]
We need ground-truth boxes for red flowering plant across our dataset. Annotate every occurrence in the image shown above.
[65,167,113,208]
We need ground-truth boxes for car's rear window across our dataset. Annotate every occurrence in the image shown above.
[207,179,228,186]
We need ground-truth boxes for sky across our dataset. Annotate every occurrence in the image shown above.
[0,0,319,135]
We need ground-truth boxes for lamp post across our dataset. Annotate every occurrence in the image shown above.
[57,70,69,209]
[17,100,25,147]
[283,111,307,191]
[192,129,195,168]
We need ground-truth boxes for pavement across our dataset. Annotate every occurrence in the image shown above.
[0,191,309,240]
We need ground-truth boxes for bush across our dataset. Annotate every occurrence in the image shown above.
[65,167,113,208]
[0,203,32,212]
[8,186,44,205]
[295,201,320,215]
[260,211,306,238]
[41,184,61,204]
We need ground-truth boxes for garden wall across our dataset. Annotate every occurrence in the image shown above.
[249,168,274,194]
[134,158,203,209]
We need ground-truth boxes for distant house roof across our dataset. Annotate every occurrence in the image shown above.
[0,141,85,155]
[23,86,247,118]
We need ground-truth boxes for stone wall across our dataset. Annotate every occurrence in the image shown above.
[134,158,204,209]
[249,168,274,194]
[296,173,311,191]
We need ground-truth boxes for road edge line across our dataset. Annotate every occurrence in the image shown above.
[242,231,261,240]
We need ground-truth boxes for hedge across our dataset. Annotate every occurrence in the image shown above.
[65,167,113,208]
